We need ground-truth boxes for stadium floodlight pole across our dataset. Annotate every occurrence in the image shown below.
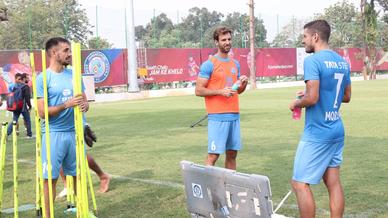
[125,0,139,92]
[248,0,256,89]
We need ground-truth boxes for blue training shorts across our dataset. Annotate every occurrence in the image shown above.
[41,131,76,179]
[208,119,241,154]
[292,140,344,185]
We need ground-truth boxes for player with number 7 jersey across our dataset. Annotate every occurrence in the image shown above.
[301,50,351,143]
[289,20,352,218]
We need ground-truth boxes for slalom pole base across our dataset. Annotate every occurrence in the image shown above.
[63,208,98,218]
[66,204,75,209]
[36,208,42,216]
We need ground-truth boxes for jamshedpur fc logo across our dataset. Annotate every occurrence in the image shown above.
[84,51,110,83]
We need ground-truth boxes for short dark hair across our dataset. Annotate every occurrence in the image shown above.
[213,26,232,41]
[20,73,27,80]
[304,20,331,42]
[45,37,70,53]
[14,73,22,80]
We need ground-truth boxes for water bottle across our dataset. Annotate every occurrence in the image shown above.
[231,80,241,91]
[292,96,302,120]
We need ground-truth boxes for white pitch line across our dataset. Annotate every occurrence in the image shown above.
[1,204,36,214]
[110,174,185,189]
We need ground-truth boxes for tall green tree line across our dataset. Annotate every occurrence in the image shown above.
[135,7,268,48]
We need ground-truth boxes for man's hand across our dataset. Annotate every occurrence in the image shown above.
[64,95,84,109]
[289,90,304,111]
[79,100,89,112]
[289,99,299,111]
[239,75,248,85]
[220,87,237,97]
[296,90,305,98]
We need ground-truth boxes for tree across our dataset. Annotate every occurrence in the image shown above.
[221,12,268,48]
[141,13,174,48]
[0,0,91,49]
[0,6,8,21]
[177,7,224,48]
[376,0,388,11]
[0,1,7,21]
[362,0,380,79]
[315,1,361,48]
[88,36,112,49]
[271,17,307,48]
[135,25,147,41]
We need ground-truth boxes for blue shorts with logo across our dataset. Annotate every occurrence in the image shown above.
[208,119,241,154]
[41,131,76,179]
[292,140,344,185]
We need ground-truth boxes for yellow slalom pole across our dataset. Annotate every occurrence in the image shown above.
[0,122,8,212]
[77,43,88,217]
[12,121,18,217]
[71,42,81,217]
[74,43,91,217]
[72,42,84,217]
[85,158,97,215]
[31,52,45,217]
[69,178,75,208]
[42,50,55,218]
[68,175,75,208]
[77,43,89,217]
[66,175,74,209]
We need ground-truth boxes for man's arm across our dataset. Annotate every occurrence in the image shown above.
[342,85,351,103]
[195,77,235,97]
[37,95,84,119]
[24,86,32,110]
[289,80,319,110]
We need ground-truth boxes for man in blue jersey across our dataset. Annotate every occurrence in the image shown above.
[37,37,88,218]
[289,20,352,218]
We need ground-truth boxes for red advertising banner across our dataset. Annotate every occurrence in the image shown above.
[256,48,297,77]
[325,48,388,72]
[335,48,364,72]
[0,48,387,92]
[82,49,127,87]
[0,50,43,94]
[144,48,202,83]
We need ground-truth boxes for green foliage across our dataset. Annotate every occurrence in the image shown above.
[135,7,268,48]
[271,0,387,49]
[0,0,91,49]
[317,1,361,48]
[88,36,113,49]
[177,7,224,48]
[376,0,388,11]
[364,0,379,48]
[271,17,307,48]
[221,12,267,48]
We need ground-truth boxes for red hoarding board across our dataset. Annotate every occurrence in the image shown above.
[256,48,297,77]
[144,48,202,83]
[82,49,127,87]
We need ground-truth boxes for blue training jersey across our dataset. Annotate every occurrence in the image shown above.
[301,49,351,142]
[37,68,85,132]
[199,55,241,121]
